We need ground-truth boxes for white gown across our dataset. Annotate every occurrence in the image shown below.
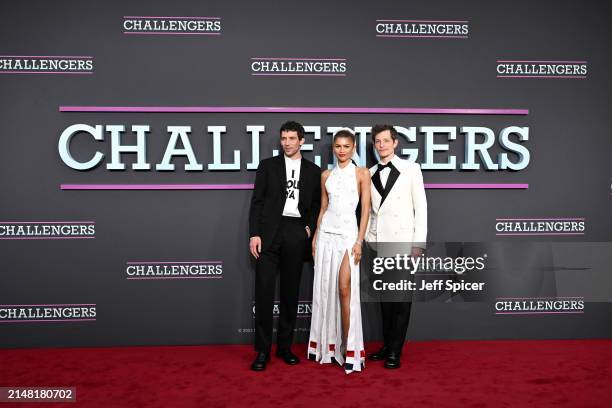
[308,161,365,373]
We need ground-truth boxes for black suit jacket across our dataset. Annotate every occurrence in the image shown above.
[249,155,321,254]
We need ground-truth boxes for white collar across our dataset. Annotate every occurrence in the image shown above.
[379,154,401,166]
[284,155,301,163]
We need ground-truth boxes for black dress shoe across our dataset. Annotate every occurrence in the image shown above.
[368,346,389,361]
[384,352,401,369]
[276,348,300,365]
[250,352,270,371]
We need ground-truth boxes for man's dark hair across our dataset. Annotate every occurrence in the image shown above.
[280,121,305,140]
[371,124,398,143]
[333,129,355,144]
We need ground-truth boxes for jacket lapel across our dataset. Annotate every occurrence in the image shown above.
[297,159,306,209]
[277,154,287,194]
[380,166,400,206]
[372,170,385,198]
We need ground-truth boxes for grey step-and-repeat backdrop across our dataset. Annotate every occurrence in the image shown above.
[1,0,611,348]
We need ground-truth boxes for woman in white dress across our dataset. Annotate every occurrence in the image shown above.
[308,130,371,373]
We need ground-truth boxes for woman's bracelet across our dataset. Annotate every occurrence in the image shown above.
[355,240,363,246]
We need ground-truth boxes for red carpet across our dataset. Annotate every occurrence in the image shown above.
[1,340,611,407]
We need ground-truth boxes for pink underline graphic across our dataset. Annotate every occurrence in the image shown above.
[497,76,587,79]
[123,16,221,19]
[495,233,584,236]
[0,319,96,323]
[426,183,528,189]
[376,20,469,23]
[127,261,222,264]
[61,184,254,190]
[123,32,221,35]
[0,71,92,74]
[496,60,587,63]
[251,57,346,61]
[495,218,584,221]
[0,304,96,307]
[0,236,95,240]
[496,297,583,300]
[0,221,95,224]
[252,73,346,76]
[60,183,528,190]
[495,312,584,315]
[58,106,529,114]
[126,276,223,280]
[0,55,92,58]
[377,35,468,39]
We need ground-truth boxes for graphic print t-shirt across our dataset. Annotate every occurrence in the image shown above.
[282,156,301,217]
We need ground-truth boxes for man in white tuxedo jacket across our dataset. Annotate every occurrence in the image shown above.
[366,124,427,369]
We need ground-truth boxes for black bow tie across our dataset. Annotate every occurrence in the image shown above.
[377,162,394,171]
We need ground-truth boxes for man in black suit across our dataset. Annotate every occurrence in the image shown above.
[249,121,321,371]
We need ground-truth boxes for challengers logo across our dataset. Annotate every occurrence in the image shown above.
[250,57,347,76]
[0,221,95,240]
[0,304,97,322]
[125,261,223,280]
[375,19,469,38]
[495,218,585,237]
[251,301,312,318]
[496,60,587,78]
[0,55,93,74]
[122,16,221,35]
[495,297,584,315]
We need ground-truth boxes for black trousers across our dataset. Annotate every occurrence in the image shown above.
[254,217,307,353]
[380,301,412,354]
[365,242,413,355]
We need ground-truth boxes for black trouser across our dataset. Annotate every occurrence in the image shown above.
[254,217,307,353]
[380,301,412,354]
[365,242,413,355]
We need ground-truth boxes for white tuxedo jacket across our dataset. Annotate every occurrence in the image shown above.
[366,156,427,244]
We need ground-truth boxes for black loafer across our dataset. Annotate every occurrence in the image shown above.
[251,352,270,371]
[276,348,300,365]
[384,352,401,369]
[368,346,389,361]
